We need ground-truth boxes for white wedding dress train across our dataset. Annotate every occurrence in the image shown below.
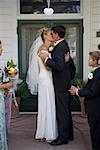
[35,56,57,141]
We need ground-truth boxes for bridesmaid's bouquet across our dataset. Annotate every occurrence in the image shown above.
[3,59,19,89]
[4,59,18,79]
[3,60,19,106]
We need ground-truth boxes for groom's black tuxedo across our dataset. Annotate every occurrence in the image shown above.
[47,40,72,92]
[78,67,100,149]
[46,39,73,142]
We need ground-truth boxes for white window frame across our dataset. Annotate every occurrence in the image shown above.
[17,0,83,20]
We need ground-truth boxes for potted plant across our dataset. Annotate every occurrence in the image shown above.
[76,79,87,118]
[15,80,38,112]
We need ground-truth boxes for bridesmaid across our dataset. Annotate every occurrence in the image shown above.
[0,40,13,150]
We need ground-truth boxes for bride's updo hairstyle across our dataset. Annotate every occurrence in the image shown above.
[37,27,51,42]
[89,51,100,65]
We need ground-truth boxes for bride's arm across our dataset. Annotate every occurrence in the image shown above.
[38,46,51,70]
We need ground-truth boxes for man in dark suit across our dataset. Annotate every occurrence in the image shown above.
[39,25,75,145]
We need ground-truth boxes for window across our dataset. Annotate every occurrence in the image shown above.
[20,0,80,14]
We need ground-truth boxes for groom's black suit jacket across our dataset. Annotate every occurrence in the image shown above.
[78,67,100,116]
[46,40,72,93]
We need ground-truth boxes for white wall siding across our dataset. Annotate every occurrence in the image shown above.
[0,0,17,68]
[83,0,92,79]
[91,0,100,51]
[82,0,100,79]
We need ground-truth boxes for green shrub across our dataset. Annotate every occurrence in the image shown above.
[15,81,34,99]
[76,79,87,88]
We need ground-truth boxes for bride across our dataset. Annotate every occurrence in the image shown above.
[26,27,57,142]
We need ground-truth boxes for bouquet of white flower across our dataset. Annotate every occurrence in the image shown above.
[3,60,19,107]
[4,59,18,78]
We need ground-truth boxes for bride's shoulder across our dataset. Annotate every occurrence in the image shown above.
[37,45,43,53]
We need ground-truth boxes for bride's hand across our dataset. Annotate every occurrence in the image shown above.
[64,52,70,63]
[38,51,49,60]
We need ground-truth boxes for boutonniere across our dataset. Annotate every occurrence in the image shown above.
[88,72,93,79]
[49,46,54,52]
[49,44,55,52]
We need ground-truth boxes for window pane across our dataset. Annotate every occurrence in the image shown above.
[65,24,80,73]
[20,0,80,14]
[21,24,47,74]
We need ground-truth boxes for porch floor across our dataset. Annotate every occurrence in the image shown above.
[8,114,92,150]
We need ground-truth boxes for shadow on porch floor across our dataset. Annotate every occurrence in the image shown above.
[8,114,92,150]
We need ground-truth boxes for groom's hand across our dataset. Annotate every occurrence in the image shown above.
[38,51,49,60]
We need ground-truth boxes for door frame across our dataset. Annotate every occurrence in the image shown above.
[18,19,83,112]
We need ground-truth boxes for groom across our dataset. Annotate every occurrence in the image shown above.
[39,25,74,146]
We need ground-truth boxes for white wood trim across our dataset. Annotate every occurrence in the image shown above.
[19,112,81,114]
[17,14,83,20]
[83,0,92,79]
[17,0,83,20]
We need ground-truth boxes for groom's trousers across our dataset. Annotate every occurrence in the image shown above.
[55,91,73,141]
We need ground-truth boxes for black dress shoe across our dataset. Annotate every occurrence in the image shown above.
[50,138,68,146]
[50,138,58,144]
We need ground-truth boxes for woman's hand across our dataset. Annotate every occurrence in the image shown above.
[38,50,49,60]
[6,81,13,88]
[38,45,49,60]
[68,85,78,95]
[64,52,70,63]
[0,81,13,89]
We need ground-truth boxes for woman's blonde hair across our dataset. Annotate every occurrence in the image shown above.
[37,27,50,41]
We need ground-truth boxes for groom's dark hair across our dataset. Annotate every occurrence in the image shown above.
[51,25,66,38]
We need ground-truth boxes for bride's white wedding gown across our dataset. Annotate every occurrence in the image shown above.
[35,56,57,141]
